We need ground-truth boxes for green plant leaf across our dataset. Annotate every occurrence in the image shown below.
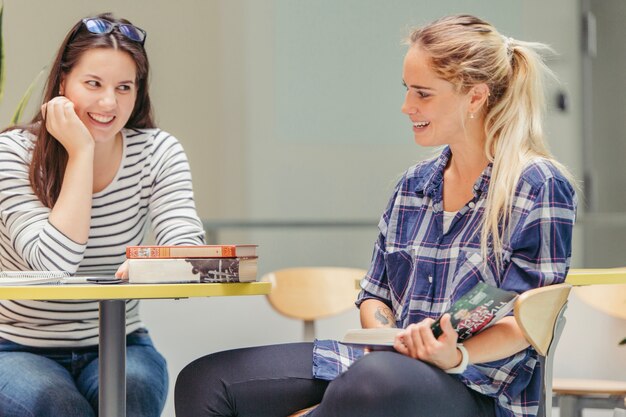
[0,0,5,104]
[11,68,45,125]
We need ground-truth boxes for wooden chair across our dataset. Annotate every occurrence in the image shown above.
[261,267,365,341]
[515,283,572,417]
[550,282,626,417]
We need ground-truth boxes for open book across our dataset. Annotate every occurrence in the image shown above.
[342,282,518,348]
[341,327,402,350]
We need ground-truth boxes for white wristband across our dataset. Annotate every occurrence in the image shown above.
[445,343,469,374]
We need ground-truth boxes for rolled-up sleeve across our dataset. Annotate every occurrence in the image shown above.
[355,178,405,308]
[501,177,577,293]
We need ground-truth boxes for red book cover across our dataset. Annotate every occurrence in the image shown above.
[125,245,257,259]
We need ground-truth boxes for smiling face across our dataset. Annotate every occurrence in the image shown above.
[401,46,472,147]
[60,48,138,144]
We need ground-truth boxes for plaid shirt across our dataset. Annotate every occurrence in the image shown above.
[313,147,577,417]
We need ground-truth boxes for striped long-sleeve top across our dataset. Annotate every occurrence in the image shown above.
[0,127,205,347]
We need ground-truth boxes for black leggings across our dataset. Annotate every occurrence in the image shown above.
[175,343,496,417]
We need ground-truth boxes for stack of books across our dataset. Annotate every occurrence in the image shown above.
[126,245,258,284]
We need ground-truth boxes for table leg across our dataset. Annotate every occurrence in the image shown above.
[99,300,126,417]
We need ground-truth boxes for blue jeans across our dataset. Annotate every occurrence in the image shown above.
[0,328,168,417]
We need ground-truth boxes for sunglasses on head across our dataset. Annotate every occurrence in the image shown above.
[81,18,147,45]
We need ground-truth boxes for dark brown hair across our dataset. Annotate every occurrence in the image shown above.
[18,13,155,208]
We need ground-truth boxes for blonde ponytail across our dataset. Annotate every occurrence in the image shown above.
[409,15,576,270]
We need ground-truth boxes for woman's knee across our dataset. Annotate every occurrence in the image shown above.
[175,352,235,416]
[349,353,412,384]
[175,345,287,404]
[31,386,95,417]
[176,344,317,417]
[326,352,440,406]
[0,352,95,417]
[318,352,486,417]
[126,345,169,417]
[0,389,94,417]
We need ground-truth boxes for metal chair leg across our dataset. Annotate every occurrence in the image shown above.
[558,395,582,417]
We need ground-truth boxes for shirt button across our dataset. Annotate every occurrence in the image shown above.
[428,276,433,283]
[468,202,476,209]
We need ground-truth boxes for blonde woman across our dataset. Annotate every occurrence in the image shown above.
[175,15,576,417]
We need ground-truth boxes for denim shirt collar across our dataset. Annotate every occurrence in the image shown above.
[418,147,492,202]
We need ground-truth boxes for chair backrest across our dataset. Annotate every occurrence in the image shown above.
[261,267,366,341]
[514,283,572,417]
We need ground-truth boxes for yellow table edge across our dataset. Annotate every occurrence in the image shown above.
[565,268,626,286]
[0,281,271,300]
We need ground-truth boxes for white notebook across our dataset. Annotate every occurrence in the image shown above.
[0,271,96,285]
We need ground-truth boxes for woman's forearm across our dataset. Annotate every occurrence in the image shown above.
[463,316,530,364]
[48,149,94,244]
[360,299,397,328]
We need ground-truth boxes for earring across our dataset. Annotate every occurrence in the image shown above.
[469,113,475,119]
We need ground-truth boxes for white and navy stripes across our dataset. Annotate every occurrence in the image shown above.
[0,127,205,347]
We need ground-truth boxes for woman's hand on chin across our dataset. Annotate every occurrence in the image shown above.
[42,97,94,157]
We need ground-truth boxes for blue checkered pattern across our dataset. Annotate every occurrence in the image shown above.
[313,147,577,417]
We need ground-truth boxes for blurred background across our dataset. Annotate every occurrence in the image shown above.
[1,1,624,416]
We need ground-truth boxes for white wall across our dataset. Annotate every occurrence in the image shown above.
[1,2,622,417]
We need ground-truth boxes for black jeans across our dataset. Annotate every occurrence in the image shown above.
[175,342,495,417]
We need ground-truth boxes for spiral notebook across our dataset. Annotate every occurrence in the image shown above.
[0,271,97,285]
